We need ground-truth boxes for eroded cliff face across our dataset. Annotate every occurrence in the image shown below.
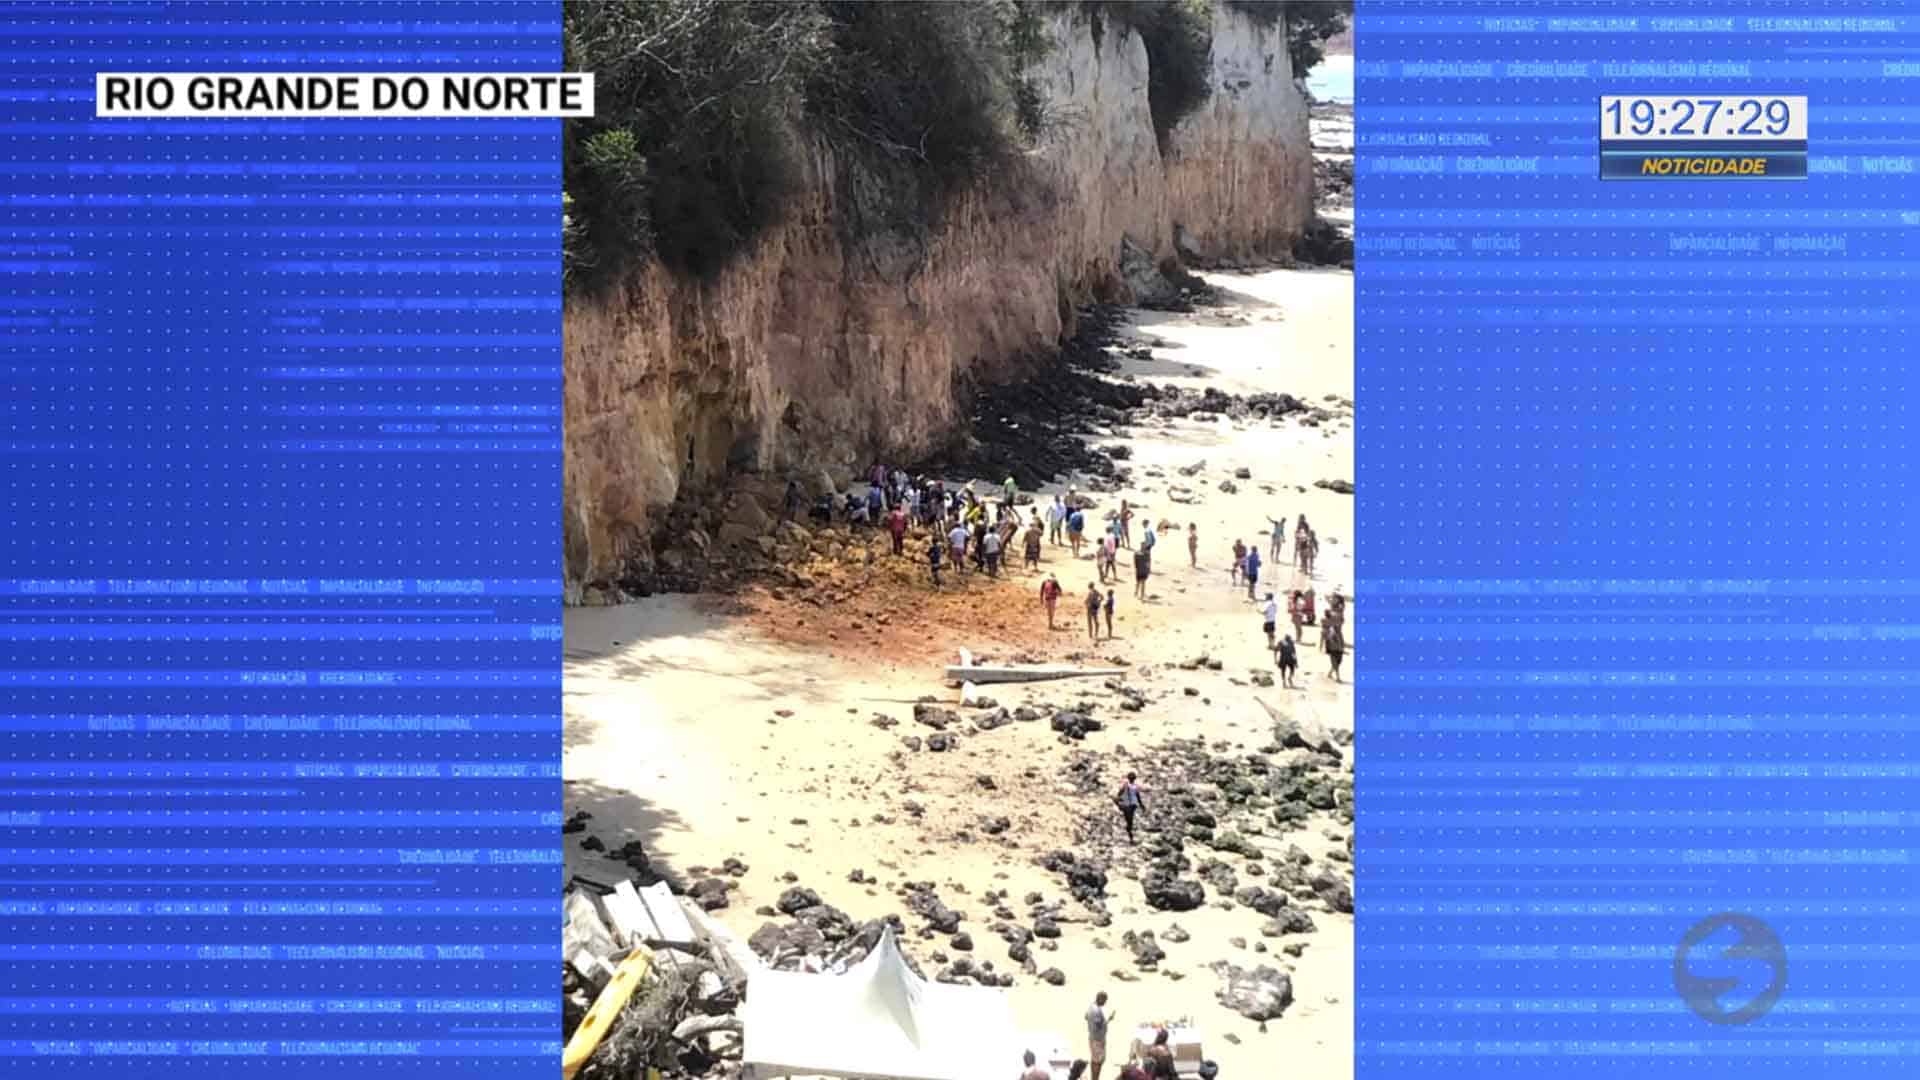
[564,5,1311,590]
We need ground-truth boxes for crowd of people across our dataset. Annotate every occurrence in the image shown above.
[787,464,1348,678]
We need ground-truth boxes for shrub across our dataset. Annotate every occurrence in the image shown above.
[562,0,824,289]
[1224,0,1352,75]
[563,0,1057,293]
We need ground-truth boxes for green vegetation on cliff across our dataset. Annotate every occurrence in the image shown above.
[563,0,1347,294]
[563,0,1052,292]
[1224,0,1353,76]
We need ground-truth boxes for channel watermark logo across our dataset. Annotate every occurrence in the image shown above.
[1672,913,1787,1025]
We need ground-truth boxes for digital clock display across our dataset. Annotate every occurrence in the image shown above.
[1599,95,1807,180]
[1600,95,1807,141]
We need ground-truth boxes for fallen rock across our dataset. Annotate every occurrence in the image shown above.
[1122,929,1166,968]
[1261,907,1318,936]
[777,887,821,916]
[1142,874,1206,913]
[1311,871,1354,914]
[1212,962,1294,1021]
[914,704,958,731]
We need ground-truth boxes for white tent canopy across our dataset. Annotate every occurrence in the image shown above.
[741,927,1025,1080]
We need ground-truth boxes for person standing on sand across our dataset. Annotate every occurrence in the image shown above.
[886,503,909,556]
[1244,545,1261,601]
[1187,523,1198,568]
[1269,515,1288,563]
[1230,538,1246,586]
[1084,582,1102,641]
[1325,620,1347,682]
[1086,993,1114,1080]
[1100,532,1117,584]
[1004,475,1019,512]
[948,521,970,577]
[982,526,1002,578]
[1104,587,1116,637]
[1041,575,1062,628]
[1275,633,1298,688]
[1048,495,1066,545]
[1023,517,1043,571]
[1068,507,1086,557]
[1119,499,1134,548]
[1262,592,1279,649]
[1132,545,1150,601]
[1114,772,1144,843]
[1289,588,1308,646]
[928,535,944,588]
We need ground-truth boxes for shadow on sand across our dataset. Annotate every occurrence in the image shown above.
[563,779,691,886]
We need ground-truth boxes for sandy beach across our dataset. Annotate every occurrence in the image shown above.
[564,251,1354,1078]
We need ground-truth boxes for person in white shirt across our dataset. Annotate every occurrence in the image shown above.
[948,523,970,575]
[1262,593,1279,649]
[1047,496,1066,545]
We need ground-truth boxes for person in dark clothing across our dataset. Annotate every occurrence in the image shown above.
[784,479,805,521]
[1084,582,1102,641]
[1114,772,1144,843]
[1275,634,1298,689]
[1132,546,1151,601]
[928,535,944,588]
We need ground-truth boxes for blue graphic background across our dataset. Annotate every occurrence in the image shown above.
[1357,3,1920,1075]
[0,4,559,1074]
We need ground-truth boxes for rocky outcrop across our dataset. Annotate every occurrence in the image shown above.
[565,4,1312,590]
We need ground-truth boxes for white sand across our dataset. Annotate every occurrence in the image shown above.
[565,265,1354,1079]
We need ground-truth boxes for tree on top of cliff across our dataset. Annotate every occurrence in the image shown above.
[563,0,823,288]
[1224,0,1353,76]
[563,0,1055,295]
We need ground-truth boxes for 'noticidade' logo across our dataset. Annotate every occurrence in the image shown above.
[1673,913,1787,1025]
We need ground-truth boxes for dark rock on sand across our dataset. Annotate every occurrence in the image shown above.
[776,887,821,916]
[1142,874,1206,913]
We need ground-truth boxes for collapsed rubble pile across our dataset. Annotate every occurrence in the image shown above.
[563,873,752,1080]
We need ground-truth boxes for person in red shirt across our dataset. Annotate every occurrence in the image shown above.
[886,504,909,556]
[1040,575,1062,630]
